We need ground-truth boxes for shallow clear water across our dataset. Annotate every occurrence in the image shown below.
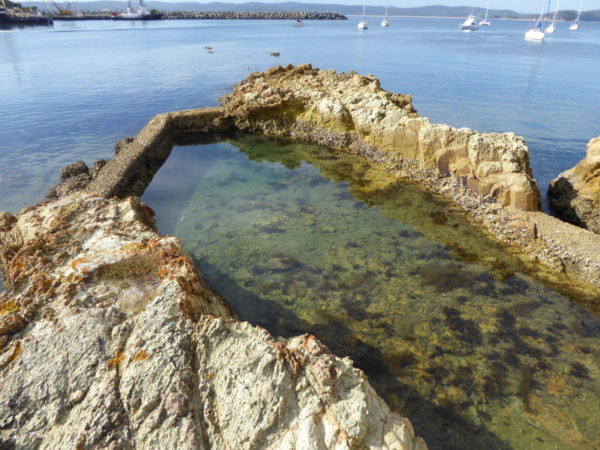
[143,137,600,450]
[2,18,600,213]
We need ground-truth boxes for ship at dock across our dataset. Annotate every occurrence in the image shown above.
[111,0,161,20]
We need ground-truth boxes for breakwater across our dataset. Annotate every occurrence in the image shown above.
[161,11,347,20]
[48,11,347,21]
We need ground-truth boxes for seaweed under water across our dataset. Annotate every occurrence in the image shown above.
[143,137,600,450]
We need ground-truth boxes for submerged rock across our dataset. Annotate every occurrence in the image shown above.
[548,136,600,233]
[0,194,425,449]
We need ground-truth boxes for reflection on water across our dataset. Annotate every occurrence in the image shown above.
[142,137,600,450]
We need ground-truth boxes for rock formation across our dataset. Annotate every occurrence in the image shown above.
[221,64,541,210]
[83,65,540,211]
[0,193,425,449]
[548,136,600,233]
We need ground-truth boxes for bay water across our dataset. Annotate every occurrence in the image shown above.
[1,18,600,212]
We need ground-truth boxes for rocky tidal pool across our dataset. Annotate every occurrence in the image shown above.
[142,136,600,450]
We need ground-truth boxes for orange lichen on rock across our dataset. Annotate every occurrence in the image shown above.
[0,301,20,315]
[6,342,21,363]
[131,349,148,362]
[108,351,126,367]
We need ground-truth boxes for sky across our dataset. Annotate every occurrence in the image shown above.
[69,0,600,14]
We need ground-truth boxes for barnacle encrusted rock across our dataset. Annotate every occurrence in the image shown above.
[0,194,425,449]
[220,64,541,210]
[549,136,600,233]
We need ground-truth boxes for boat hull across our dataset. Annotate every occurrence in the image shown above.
[358,21,367,29]
[112,13,162,20]
[569,23,579,30]
[525,28,545,40]
[545,25,556,33]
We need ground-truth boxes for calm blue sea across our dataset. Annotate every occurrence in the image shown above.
[1,17,599,213]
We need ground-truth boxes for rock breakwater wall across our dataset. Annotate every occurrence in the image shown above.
[50,64,600,299]
[221,64,541,211]
[162,11,347,20]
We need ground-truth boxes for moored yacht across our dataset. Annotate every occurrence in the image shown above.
[525,0,547,41]
[381,1,390,26]
[358,0,368,29]
[461,15,479,31]
[569,0,583,30]
[479,1,491,26]
[545,0,560,33]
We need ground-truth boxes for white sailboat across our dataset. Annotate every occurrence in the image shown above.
[479,1,491,26]
[545,0,560,33]
[525,0,547,41]
[358,0,368,29]
[569,0,583,30]
[461,14,479,31]
[381,1,390,27]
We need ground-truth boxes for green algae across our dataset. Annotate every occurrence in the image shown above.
[142,136,600,450]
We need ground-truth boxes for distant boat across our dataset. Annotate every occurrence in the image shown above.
[381,1,390,27]
[461,14,479,31]
[569,0,583,30]
[479,1,491,26]
[525,0,547,41]
[358,0,367,29]
[292,0,304,26]
[545,0,560,33]
[112,0,160,20]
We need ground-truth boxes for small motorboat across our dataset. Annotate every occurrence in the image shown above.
[461,15,479,31]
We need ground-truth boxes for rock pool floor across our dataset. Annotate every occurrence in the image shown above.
[143,136,600,450]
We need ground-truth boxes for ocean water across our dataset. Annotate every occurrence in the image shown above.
[1,18,600,213]
[142,137,600,449]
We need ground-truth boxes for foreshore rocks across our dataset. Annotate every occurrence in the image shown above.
[221,64,541,211]
[549,136,600,233]
[0,193,425,449]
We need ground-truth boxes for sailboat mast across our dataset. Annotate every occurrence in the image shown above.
[575,0,583,21]
[363,0,366,20]
[552,0,560,24]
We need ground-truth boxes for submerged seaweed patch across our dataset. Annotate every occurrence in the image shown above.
[416,263,475,293]
[142,138,600,450]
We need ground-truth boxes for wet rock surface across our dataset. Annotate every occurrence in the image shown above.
[0,193,425,449]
